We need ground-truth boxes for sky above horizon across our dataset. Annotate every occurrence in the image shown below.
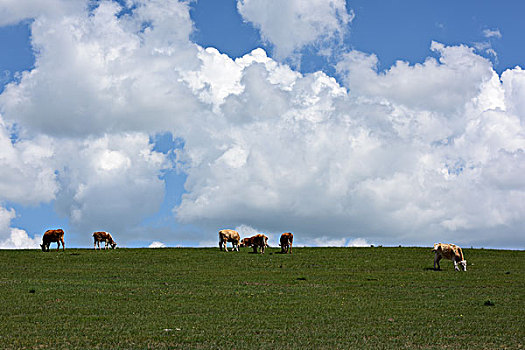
[0,0,524,249]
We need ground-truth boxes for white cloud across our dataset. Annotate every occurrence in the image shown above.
[0,116,58,205]
[0,206,40,249]
[347,238,369,247]
[483,28,502,39]
[0,0,85,26]
[336,42,495,114]
[53,133,167,237]
[237,0,352,62]
[149,241,166,248]
[0,0,202,137]
[175,42,525,248]
[0,1,524,250]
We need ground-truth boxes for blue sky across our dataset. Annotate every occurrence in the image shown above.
[0,0,524,249]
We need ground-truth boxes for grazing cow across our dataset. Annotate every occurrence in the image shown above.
[432,243,467,271]
[219,229,240,252]
[41,229,65,252]
[279,232,293,254]
[93,231,117,250]
[240,234,268,254]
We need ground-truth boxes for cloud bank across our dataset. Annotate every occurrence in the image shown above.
[0,0,523,249]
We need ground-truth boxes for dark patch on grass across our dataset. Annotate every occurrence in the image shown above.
[484,300,495,306]
[423,267,439,271]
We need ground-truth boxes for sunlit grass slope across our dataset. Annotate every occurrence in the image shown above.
[0,247,523,349]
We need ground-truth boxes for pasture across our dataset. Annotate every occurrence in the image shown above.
[0,247,523,349]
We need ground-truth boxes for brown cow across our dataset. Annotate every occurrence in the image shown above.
[93,231,117,250]
[40,229,65,252]
[219,229,240,251]
[279,232,293,254]
[240,234,268,254]
[432,243,467,271]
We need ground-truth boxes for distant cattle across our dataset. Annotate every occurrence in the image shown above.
[93,231,117,250]
[432,243,467,271]
[219,229,240,252]
[279,232,293,254]
[240,234,268,254]
[41,229,65,252]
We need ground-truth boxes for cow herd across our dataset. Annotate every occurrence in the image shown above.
[40,229,117,251]
[218,229,292,254]
[38,228,466,271]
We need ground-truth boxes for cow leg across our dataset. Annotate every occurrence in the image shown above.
[434,254,441,270]
[453,260,459,271]
[56,241,60,251]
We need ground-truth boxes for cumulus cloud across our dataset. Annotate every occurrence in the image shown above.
[0,0,202,137]
[53,133,167,238]
[0,0,524,249]
[237,0,352,62]
[0,116,58,205]
[175,42,525,248]
[149,241,166,248]
[0,206,40,249]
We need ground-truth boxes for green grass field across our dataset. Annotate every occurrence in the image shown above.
[0,247,523,349]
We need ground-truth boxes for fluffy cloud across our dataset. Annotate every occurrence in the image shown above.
[0,116,58,205]
[149,241,166,248]
[0,206,40,249]
[0,1,524,249]
[237,0,352,62]
[175,42,525,248]
[53,133,167,238]
[336,42,495,114]
[0,0,202,137]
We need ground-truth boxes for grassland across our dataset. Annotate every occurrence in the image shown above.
[0,247,523,349]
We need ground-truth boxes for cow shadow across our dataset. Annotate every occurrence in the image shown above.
[424,267,441,271]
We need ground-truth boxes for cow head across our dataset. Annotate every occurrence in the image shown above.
[458,260,467,271]
[110,242,117,249]
[40,243,48,252]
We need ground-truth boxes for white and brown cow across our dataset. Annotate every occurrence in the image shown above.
[93,231,117,250]
[279,232,293,254]
[432,243,467,271]
[41,229,65,252]
[219,229,240,252]
[240,234,268,254]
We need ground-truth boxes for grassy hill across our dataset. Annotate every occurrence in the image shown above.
[0,247,523,349]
